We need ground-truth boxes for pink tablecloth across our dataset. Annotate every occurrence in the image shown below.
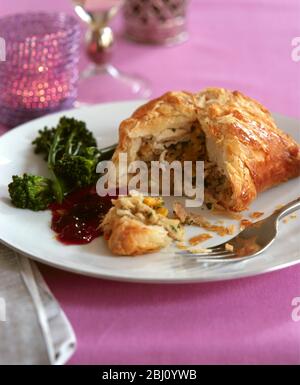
[1,0,300,364]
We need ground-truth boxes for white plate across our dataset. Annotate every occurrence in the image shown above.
[0,101,300,283]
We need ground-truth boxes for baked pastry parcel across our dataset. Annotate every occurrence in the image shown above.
[112,87,300,212]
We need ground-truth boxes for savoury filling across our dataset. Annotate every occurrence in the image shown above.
[136,121,232,206]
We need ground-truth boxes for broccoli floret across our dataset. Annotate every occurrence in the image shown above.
[54,147,101,188]
[32,117,97,161]
[8,174,55,211]
[31,126,56,160]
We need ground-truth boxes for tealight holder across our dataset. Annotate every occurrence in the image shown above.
[0,12,81,127]
[123,0,189,45]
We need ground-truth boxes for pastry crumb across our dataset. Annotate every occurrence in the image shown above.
[173,202,235,236]
[226,224,235,235]
[188,233,212,246]
[225,243,234,252]
[176,242,212,254]
[240,218,252,230]
[188,247,212,254]
[176,242,188,250]
[249,211,264,219]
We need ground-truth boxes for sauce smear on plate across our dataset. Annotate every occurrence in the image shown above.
[50,186,114,245]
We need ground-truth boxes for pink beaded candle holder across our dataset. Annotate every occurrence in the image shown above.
[123,0,189,45]
[0,12,81,127]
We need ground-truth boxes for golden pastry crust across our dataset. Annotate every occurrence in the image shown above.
[101,194,184,256]
[105,216,170,256]
[196,88,300,210]
[112,91,197,166]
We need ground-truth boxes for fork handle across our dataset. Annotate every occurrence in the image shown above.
[276,197,300,220]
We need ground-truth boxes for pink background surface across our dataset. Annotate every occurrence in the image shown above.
[1,0,300,364]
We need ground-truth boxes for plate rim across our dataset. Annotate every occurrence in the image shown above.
[1,237,299,284]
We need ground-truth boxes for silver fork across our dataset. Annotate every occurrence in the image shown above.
[176,197,300,262]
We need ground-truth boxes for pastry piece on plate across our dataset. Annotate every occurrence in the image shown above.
[101,193,184,256]
[112,88,300,211]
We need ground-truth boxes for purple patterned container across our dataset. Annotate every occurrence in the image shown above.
[0,12,81,127]
[123,0,189,45]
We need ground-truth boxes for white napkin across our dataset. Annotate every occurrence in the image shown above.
[0,244,76,365]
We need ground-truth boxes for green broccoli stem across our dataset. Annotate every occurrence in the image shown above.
[47,125,66,203]
[66,130,81,156]
[49,169,65,204]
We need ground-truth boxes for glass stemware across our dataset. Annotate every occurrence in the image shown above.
[72,0,151,104]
